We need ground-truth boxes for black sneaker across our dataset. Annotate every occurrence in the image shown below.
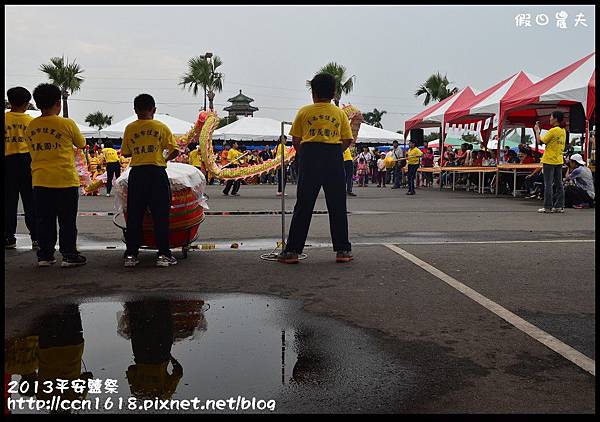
[277,251,299,264]
[336,251,353,263]
[61,254,87,268]
[347,192,357,197]
[156,255,177,267]
[222,191,229,196]
[5,238,17,249]
[31,240,39,250]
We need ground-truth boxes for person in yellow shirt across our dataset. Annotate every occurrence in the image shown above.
[125,300,183,401]
[121,94,179,268]
[5,87,38,250]
[534,111,566,213]
[405,140,423,195]
[342,141,356,196]
[35,304,93,405]
[275,135,289,196]
[278,73,355,264]
[222,142,243,196]
[102,140,121,197]
[27,84,87,267]
[187,142,201,171]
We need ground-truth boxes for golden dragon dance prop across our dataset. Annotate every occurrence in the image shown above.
[175,106,363,180]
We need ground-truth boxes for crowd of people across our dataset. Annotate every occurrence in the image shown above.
[4,81,595,269]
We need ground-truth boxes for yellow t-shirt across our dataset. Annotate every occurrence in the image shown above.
[407,147,423,165]
[342,146,353,161]
[5,336,39,375]
[227,148,242,164]
[540,126,566,165]
[121,119,178,167]
[188,148,201,167]
[275,143,287,158]
[5,111,34,156]
[37,343,87,401]
[26,115,86,188]
[289,103,353,144]
[126,361,182,400]
[103,147,119,163]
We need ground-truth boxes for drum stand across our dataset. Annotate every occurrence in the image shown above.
[260,122,307,262]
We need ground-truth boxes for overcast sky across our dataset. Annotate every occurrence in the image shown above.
[4,5,595,132]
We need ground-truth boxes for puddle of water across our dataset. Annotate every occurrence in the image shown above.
[5,293,419,414]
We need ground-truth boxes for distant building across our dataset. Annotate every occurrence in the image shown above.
[224,90,259,118]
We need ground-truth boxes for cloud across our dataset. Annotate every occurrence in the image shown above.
[73,41,115,55]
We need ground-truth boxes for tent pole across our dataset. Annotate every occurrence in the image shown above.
[584,119,589,163]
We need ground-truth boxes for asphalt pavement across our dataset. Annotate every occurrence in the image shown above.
[6,183,596,413]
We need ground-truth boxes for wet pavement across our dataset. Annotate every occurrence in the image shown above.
[6,293,424,414]
[7,185,596,413]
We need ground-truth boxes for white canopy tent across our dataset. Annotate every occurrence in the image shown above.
[214,116,404,144]
[356,123,404,144]
[24,110,98,136]
[213,116,289,141]
[99,113,194,138]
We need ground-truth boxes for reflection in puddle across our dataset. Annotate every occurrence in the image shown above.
[5,294,418,413]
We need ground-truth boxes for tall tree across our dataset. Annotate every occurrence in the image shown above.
[85,111,113,131]
[218,114,238,129]
[461,133,480,145]
[39,56,84,118]
[362,108,387,128]
[415,72,458,106]
[308,62,355,106]
[179,55,224,111]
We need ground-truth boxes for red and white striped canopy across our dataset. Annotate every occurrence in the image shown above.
[499,52,595,131]
[444,71,541,131]
[404,87,478,138]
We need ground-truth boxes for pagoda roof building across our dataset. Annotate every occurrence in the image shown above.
[224,90,259,117]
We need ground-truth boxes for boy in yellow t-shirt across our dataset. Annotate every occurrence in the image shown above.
[27,84,87,267]
[121,94,179,268]
[102,140,121,197]
[5,87,38,249]
[278,73,355,264]
[222,142,242,196]
[406,140,423,195]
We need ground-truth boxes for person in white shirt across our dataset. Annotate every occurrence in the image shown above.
[376,153,387,187]
[389,140,405,189]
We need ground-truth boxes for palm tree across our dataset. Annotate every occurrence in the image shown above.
[179,55,224,111]
[415,72,459,106]
[5,99,37,110]
[307,62,355,106]
[39,56,84,118]
[362,108,387,128]
[85,111,113,131]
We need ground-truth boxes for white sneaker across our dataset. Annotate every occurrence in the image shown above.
[156,255,177,267]
[551,207,565,213]
[38,258,57,267]
[106,193,111,197]
[124,255,139,267]
[537,208,552,213]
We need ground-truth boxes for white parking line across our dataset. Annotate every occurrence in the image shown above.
[384,243,596,376]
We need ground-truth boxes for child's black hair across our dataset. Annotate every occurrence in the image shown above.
[32,83,61,110]
[310,73,335,100]
[7,86,31,107]
[134,93,155,112]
